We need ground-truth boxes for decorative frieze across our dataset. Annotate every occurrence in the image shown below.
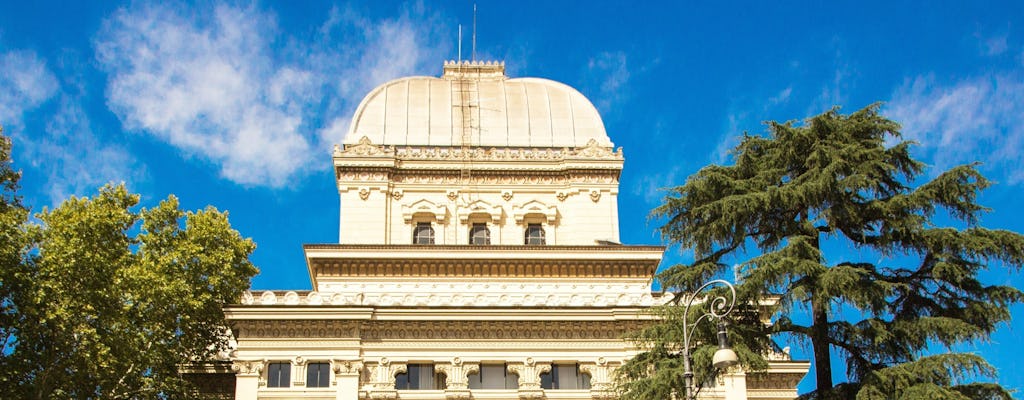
[378,172,619,186]
[361,320,642,341]
[746,372,807,390]
[233,320,360,338]
[232,319,643,341]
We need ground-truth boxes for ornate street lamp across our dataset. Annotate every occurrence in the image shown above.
[680,279,739,400]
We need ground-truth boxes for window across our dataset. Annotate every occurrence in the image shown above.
[267,362,291,388]
[525,224,546,245]
[414,222,435,244]
[306,362,330,388]
[468,364,518,389]
[540,364,590,390]
[469,223,490,245]
[395,364,446,390]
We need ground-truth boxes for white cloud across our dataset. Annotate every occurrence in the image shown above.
[586,51,630,114]
[96,3,447,188]
[25,95,140,204]
[887,72,1024,184]
[0,49,58,128]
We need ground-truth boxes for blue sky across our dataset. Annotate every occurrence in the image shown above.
[2,0,1023,394]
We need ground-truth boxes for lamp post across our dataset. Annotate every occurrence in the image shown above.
[680,279,739,400]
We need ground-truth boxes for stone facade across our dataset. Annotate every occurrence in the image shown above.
[210,61,809,399]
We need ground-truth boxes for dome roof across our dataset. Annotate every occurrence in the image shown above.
[344,61,612,148]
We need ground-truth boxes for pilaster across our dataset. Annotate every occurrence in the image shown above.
[231,360,263,400]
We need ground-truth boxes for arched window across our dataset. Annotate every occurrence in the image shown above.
[414,222,435,244]
[470,223,491,245]
[525,224,546,245]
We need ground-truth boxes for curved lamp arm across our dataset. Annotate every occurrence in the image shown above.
[680,279,737,400]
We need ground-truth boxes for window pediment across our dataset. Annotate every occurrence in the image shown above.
[457,200,503,224]
[402,199,448,222]
[512,200,557,224]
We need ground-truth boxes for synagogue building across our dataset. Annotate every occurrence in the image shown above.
[204,61,809,400]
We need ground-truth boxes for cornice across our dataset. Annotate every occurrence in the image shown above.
[303,245,664,288]
[230,318,647,341]
[304,244,664,257]
[224,305,654,321]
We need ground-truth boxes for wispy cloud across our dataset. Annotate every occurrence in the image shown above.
[887,72,1024,184]
[0,49,58,128]
[585,51,631,114]
[809,40,854,115]
[0,47,137,205]
[633,165,682,206]
[768,87,793,106]
[979,33,1009,56]
[27,95,140,203]
[95,3,447,188]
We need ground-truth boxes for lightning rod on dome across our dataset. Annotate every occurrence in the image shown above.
[457,24,462,62]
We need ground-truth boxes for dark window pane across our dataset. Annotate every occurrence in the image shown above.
[470,223,490,244]
[542,364,588,390]
[540,370,552,389]
[397,364,438,390]
[414,223,435,244]
[525,224,546,245]
[307,362,330,388]
[267,362,291,388]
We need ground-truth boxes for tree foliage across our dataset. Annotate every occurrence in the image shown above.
[617,105,1024,399]
[0,127,259,399]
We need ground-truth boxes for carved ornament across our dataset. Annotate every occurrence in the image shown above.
[571,139,616,158]
[231,360,264,376]
[332,360,364,375]
[341,136,392,157]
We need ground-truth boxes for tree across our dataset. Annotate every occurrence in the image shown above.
[617,104,1024,399]
[0,127,259,398]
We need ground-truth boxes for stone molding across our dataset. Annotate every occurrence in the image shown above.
[243,288,664,308]
[336,136,623,162]
[234,320,360,338]
[308,258,659,280]
[231,319,644,340]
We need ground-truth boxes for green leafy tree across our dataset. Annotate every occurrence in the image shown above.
[617,105,1024,399]
[0,127,259,399]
